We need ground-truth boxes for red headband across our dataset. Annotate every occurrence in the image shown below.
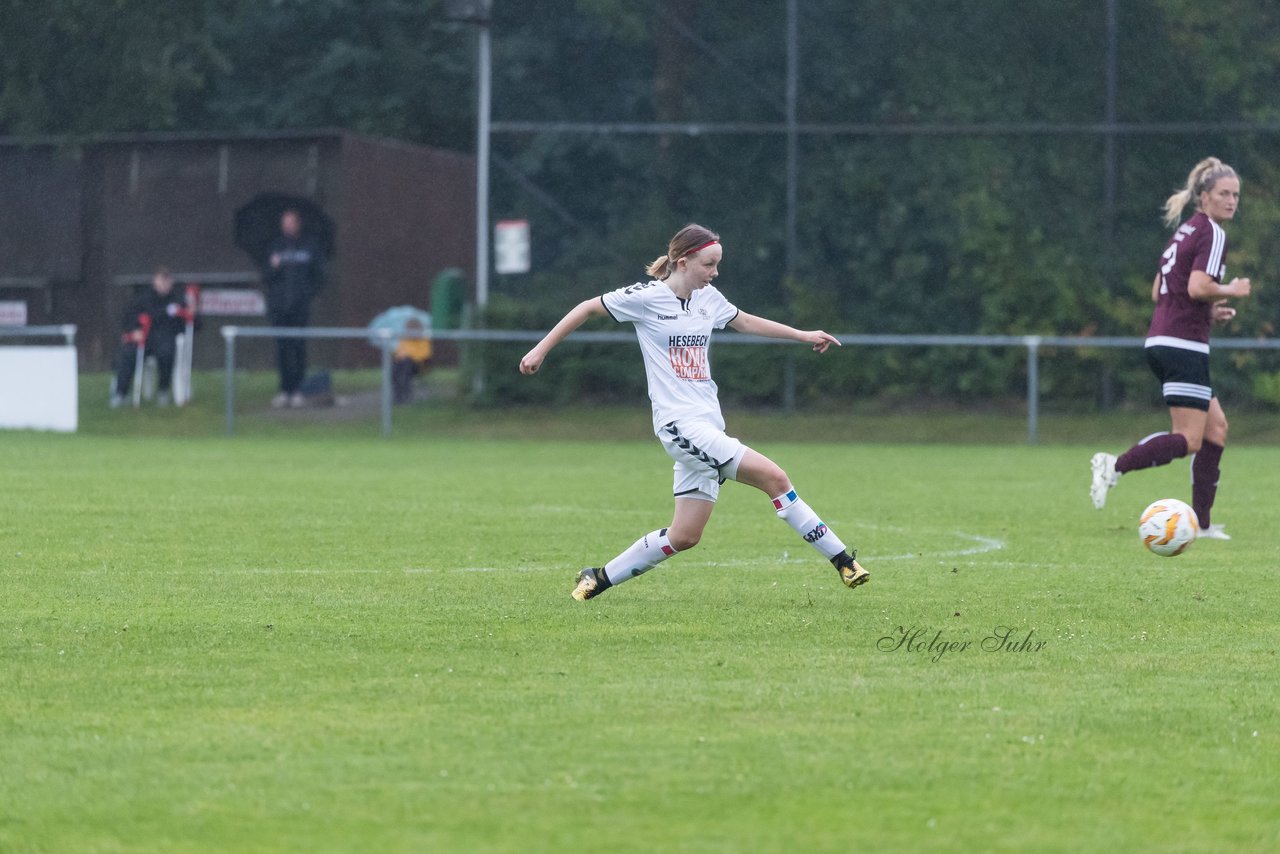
[684,239,719,256]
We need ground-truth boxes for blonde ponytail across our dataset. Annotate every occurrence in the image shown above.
[1163,157,1237,227]
[645,254,673,279]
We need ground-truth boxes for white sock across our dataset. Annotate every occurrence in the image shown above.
[772,490,847,560]
[604,528,678,585]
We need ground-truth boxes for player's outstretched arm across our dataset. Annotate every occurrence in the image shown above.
[1188,271,1252,301]
[728,311,841,354]
[519,297,608,375]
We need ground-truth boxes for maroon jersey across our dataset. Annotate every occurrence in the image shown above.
[1146,211,1228,351]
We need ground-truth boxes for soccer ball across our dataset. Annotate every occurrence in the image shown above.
[1138,498,1198,557]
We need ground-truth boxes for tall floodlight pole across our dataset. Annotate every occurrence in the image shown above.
[476,19,492,308]
[785,0,798,276]
[1102,0,1118,290]
[448,1,493,310]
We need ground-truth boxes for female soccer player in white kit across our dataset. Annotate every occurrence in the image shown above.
[1090,157,1253,538]
[519,224,869,600]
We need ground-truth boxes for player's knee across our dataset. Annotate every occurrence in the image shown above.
[668,529,701,551]
[1181,433,1203,454]
[762,467,791,498]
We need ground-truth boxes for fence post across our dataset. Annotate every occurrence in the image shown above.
[223,326,237,436]
[379,330,393,438]
[782,350,797,412]
[1024,335,1041,445]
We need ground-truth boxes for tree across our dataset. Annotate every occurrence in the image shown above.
[0,0,219,136]
[186,0,475,150]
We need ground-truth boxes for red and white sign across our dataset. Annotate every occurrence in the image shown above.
[199,288,266,317]
[0,301,27,326]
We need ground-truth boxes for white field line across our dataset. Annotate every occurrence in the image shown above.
[872,532,1007,562]
[41,531,1015,575]
[422,529,1010,573]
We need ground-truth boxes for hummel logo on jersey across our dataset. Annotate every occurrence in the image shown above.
[602,278,737,432]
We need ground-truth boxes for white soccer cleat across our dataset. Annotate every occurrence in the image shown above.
[1089,452,1119,510]
[1197,523,1231,541]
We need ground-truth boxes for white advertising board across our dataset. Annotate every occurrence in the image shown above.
[0,346,78,432]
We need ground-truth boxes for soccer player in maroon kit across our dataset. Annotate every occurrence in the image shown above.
[1091,158,1253,539]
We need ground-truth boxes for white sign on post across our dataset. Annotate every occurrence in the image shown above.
[494,219,531,274]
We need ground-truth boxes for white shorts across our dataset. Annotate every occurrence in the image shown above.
[658,419,747,503]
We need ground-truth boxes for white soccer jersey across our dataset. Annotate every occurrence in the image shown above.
[601,280,740,433]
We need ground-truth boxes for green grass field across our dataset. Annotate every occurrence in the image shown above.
[3,386,1280,851]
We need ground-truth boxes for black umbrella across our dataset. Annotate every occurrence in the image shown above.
[233,193,336,270]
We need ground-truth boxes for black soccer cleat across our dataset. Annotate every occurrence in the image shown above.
[831,550,870,588]
[571,567,612,601]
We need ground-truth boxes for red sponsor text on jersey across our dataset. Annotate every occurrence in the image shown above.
[669,345,709,380]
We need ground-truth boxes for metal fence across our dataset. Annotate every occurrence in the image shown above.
[219,326,1280,443]
[221,326,401,437]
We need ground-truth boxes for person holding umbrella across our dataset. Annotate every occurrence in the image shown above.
[264,208,326,407]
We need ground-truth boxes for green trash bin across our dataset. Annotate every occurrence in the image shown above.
[431,268,466,331]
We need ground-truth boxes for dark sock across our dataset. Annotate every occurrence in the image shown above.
[1116,433,1188,474]
[1191,440,1223,528]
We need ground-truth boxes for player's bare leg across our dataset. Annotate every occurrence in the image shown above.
[572,497,714,601]
[734,450,868,588]
[1169,405,1209,454]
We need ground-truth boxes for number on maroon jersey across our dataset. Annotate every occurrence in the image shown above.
[1159,243,1177,295]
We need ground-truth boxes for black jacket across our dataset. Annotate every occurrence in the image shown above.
[264,235,326,315]
[122,288,188,342]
